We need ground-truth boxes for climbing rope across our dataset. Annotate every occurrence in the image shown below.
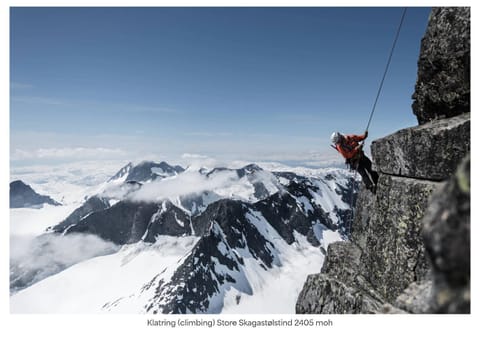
[347,7,408,237]
[365,7,408,132]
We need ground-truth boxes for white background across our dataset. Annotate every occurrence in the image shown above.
[1,0,478,355]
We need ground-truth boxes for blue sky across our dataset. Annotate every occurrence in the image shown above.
[10,7,431,166]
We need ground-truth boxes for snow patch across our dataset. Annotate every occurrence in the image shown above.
[10,236,200,313]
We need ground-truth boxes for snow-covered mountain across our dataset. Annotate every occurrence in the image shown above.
[10,160,356,313]
[108,160,184,183]
[10,180,61,208]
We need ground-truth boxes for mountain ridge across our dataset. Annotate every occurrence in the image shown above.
[10,180,61,208]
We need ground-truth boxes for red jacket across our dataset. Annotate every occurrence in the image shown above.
[335,133,366,159]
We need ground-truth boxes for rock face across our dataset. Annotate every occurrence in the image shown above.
[371,113,470,180]
[412,7,470,124]
[358,175,440,302]
[296,7,470,314]
[296,114,469,313]
[422,155,470,313]
[65,201,160,244]
[108,161,184,183]
[10,180,61,208]
[296,242,384,314]
[51,196,110,232]
[296,170,442,313]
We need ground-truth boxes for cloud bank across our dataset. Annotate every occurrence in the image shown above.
[10,232,119,294]
[130,169,240,202]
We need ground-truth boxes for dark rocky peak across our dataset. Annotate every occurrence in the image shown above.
[108,162,133,182]
[193,199,249,239]
[254,190,335,246]
[10,180,61,208]
[109,161,184,183]
[239,163,263,175]
[126,161,184,182]
[62,198,191,245]
[65,200,160,244]
[412,7,470,124]
[144,204,280,314]
[206,163,263,179]
[193,199,277,268]
[51,195,110,233]
[143,200,192,243]
[143,225,249,314]
[205,166,236,178]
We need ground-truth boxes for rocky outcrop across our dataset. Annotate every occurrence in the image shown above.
[412,7,470,123]
[65,201,160,244]
[143,201,193,243]
[296,163,443,313]
[371,113,470,180]
[357,175,440,302]
[296,242,384,314]
[10,180,61,208]
[296,7,470,314]
[108,161,184,182]
[296,114,469,313]
[51,196,110,232]
[422,154,470,313]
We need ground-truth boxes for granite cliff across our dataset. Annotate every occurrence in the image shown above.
[296,7,470,314]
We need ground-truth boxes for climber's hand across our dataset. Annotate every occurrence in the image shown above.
[364,130,368,138]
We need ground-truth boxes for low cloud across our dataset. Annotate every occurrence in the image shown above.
[10,232,119,294]
[181,153,208,159]
[130,169,240,202]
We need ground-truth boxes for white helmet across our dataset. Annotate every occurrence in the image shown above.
[331,131,341,144]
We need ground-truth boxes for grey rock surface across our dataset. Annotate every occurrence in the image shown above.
[65,201,159,244]
[412,7,470,123]
[10,180,61,208]
[143,201,193,243]
[296,242,384,314]
[52,195,110,232]
[359,175,441,302]
[371,114,470,180]
[422,154,470,313]
[296,172,440,313]
[393,281,432,313]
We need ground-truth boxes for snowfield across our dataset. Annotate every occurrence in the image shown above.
[10,160,352,314]
[11,237,200,313]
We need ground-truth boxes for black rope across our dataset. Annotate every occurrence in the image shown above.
[365,7,407,132]
[347,7,407,237]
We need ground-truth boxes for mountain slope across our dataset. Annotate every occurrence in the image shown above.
[10,180,61,208]
[10,161,355,313]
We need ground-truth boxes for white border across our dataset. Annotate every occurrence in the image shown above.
[2,2,477,355]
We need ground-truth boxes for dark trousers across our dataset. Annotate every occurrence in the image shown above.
[350,154,379,189]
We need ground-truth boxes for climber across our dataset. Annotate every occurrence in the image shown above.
[331,131,379,193]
